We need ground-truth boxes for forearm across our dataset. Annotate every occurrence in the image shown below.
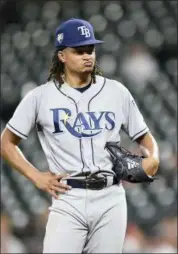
[139,133,159,160]
[1,143,39,184]
[137,132,160,176]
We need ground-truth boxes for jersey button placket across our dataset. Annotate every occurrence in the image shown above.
[78,105,92,172]
[78,108,88,171]
[78,104,86,169]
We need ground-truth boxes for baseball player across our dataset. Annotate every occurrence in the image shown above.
[1,18,159,253]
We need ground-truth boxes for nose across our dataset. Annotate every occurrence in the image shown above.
[83,52,92,60]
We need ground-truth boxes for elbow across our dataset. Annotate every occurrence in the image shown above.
[0,133,12,159]
[1,128,21,159]
[0,137,8,158]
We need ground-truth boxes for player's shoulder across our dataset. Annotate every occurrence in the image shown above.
[99,75,130,94]
[34,80,54,92]
[24,80,55,98]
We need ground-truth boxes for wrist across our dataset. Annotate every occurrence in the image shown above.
[142,157,159,176]
[26,168,41,184]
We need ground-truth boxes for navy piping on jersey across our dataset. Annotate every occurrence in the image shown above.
[131,127,148,140]
[7,123,28,138]
[88,78,106,171]
[53,80,85,173]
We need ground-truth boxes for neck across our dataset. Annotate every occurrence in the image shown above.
[63,70,92,88]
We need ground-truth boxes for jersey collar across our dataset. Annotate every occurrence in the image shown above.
[54,76,106,104]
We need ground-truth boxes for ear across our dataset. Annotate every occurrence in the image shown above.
[58,51,65,63]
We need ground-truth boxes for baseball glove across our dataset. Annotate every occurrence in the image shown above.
[105,142,155,183]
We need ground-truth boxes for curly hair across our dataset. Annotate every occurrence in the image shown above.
[47,48,102,85]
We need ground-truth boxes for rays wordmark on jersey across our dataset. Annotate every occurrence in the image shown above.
[50,108,115,138]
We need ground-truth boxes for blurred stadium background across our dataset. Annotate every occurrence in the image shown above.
[0,0,177,253]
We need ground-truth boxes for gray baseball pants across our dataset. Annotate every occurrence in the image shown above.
[43,183,127,253]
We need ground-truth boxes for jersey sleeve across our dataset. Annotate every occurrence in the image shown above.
[122,88,149,141]
[6,89,39,139]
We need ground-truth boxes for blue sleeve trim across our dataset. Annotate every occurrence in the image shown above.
[131,127,148,141]
[7,123,28,138]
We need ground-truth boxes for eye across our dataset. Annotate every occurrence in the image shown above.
[78,51,84,55]
[87,48,94,55]
[73,49,83,55]
[74,45,95,55]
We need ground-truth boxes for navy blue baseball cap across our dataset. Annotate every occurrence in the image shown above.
[55,18,104,48]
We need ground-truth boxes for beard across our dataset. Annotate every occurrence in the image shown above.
[80,64,94,74]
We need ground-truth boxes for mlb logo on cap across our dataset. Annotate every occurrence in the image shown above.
[55,18,104,48]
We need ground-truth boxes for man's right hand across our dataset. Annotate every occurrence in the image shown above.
[33,171,72,199]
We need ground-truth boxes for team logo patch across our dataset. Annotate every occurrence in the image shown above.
[57,33,64,43]
[50,108,115,138]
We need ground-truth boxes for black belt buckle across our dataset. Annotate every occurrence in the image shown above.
[85,177,107,190]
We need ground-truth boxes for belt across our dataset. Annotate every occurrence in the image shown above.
[65,176,119,190]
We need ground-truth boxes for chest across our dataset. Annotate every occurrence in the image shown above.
[37,86,124,138]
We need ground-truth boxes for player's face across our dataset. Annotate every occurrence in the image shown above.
[59,45,96,74]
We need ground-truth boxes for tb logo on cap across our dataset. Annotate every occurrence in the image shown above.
[78,26,90,38]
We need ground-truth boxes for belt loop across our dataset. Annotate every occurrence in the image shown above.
[61,179,67,185]
[106,176,113,187]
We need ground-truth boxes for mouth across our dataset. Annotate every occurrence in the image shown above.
[84,62,93,67]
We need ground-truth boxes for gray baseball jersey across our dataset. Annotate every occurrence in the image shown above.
[7,75,148,176]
